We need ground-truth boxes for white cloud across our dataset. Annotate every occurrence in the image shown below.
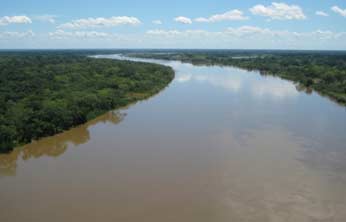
[34,15,56,23]
[146,27,346,40]
[145,26,346,50]
[311,30,337,40]
[195,9,248,22]
[146,27,276,40]
[174,16,192,24]
[250,2,306,20]
[331,6,346,17]
[146,29,182,37]
[315,11,329,17]
[49,29,117,39]
[194,18,209,22]
[57,16,141,29]
[226,26,345,40]
[146,29,217,38]
[152,20,163,25]
[0,16,32,26]
[0,30,35,39]
[146,26,346,40]
[225,26,273,37]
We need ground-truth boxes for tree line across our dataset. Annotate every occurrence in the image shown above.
[129,51,346,105]
[0,52,174,153]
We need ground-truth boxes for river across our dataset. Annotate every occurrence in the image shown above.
[1,55,346,222]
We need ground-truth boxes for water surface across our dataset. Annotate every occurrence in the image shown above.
[1,55,346,222]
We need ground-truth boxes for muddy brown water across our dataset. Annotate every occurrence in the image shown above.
[1,55,346,222]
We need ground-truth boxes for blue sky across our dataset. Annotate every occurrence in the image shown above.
[1,0,346,49]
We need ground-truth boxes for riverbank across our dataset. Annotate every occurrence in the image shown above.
[127,51,346,105]
[0,52,174,153]
[2,54,346,221]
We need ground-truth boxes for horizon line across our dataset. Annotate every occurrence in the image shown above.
[1,48,346,52]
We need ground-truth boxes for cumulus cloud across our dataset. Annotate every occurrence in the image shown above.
[0,30,35,38]
[146,27,278,39]
[146,26,346,44]
[226,26,345,40]
[315,11,329,17]
[146,29,217,38]
[152,20,163,25]
[0,16,32,26]
[225,26,273,37]
[49,29,116,39]
[195,9,248,22]
[311,30,340,40]
[57,16,141,29]
[331,6,346,17]
[250,2,306,20]
[34,15,56,23]
[174,16,192,24]
[146,29,182,37]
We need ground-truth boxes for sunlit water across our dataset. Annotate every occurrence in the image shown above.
[1,55,346,222]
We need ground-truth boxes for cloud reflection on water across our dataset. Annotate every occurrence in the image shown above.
[175,66,299,99]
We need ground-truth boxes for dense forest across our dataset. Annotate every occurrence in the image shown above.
[0,52,174,153]
[1,49,345,152]
[128,51,346,105]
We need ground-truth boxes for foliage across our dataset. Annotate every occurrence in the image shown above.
[0,53,174,153]
[128,50,346,105]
